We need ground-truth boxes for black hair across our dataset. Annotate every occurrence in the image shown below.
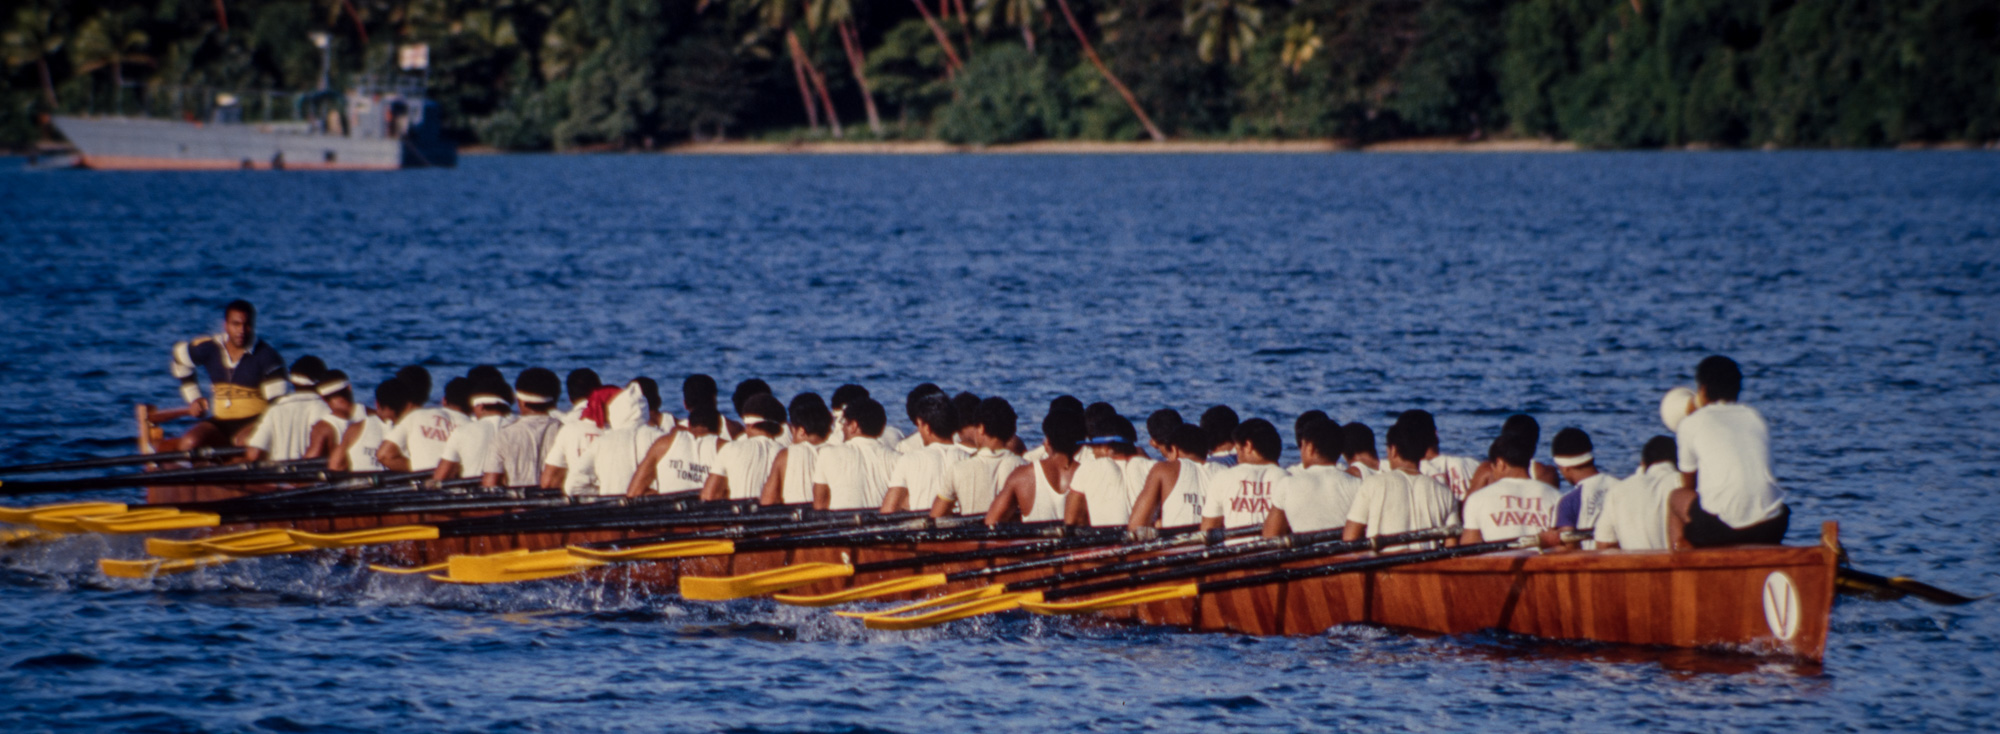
[1049,395,1084,416]
[467,365,504,388]
[686,404,722,432]
[633,377,661,415]
[789,393,834,439]
[1343,422,1377,458]
[223,299,256,320]
[1168,425,1208,457]
[1102,414,1139,455]
[1501,414,1541,448]
[1697,355,1743,402]
[396,365,433,405]
[1146,409,1184,446]
[1301,418,1344,460]
[516,367,561,406]
[1234,419,1283,463]
[1200,405,1240,451]
[1550,427,1593,459]
[1387,422,1427,463]
[683,374,719,409]
[843,398,888,437]
[1487,432,1535,469]
[1642,435,1678,467]
[374,377,414,411]
[951,392,981,426]
[471,371,514,403]
[913,393,959,437]
[830,384,869,411]
[566,368,602,403]
[1398,409,1439,451]
[443,377,471,412]
[975,397,1018,443]
[289,355,326,385]
[1084,402,1118,424]
[319,369,352,400]
[744,393,788,433]
[906,383,945,421]
[733,379,773,415]
[1042,409,1085,458]
[1294,410,1331,442]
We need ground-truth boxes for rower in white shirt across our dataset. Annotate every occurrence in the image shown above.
[244,356,334,463]
[1200,419,1290,531]
[1342,422,1381,479]
[1550,427,1617,540]
[333,377,410,473]
[630,405,725,496]
[1398,410,1480,500]
[570,383,666,498]
[812,397,901,510]
[377,366,471,472]
[1127,425,1212,531]
[1199,405,1241,469]
[763,393,834,505]
[556,369,602,427]
[827,384,905,449]
[1460,433,1563,545]
[1065,414,1152,527]
[1285,410,1332,474]
[435,374,517,481]
[1669,356,1790,548]
[987,409,1086,525]
[304,370,360,462]
[704,394,787,501]
[933,397,1026,517]
[541,385,617,496]
[1596,436,1681,550]
[1264,419,1362,536]
[1344,420,1460,550]
[1468,414,1563,493]
[881,394,970,513]
[894,384,947,455]
[480,368,565,488]
[950,392,984,454]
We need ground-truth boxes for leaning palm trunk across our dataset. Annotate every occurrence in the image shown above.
[37,57,57,109]
[788,30,843,138]
[212,0,229,31]
[907,0,964,76]
[1051,0,1165,142]
[837,20,884,136]
[786,35,821,132]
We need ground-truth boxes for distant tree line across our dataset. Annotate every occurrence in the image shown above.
[4,0,1995,150]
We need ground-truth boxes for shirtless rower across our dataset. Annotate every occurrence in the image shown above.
[1199,406,1241,468]
[242,356,332,463]
[1668,355,1790,548]
[1595,436,1680,550]
[1127,425,1212,531]
[331,377,411,472]
[1200,419,1289,531]
[628,403,723,497]
[1551,427,1617,538]
[304,369,360,462]
[157,300,288,452]
[480,368,564,488]
[1343,422,1380,479]
[762,393,834,506]
[704,394,786,501]
[811,397,900,510]
[1343,420,1459,550]
[1264,418,1361,537]
[434,373,515,481]
[933,397,1026,518]
[1460,432,1563,545]
[377,367,470,472]
[880,394,969,513]
[1065,414,1154,527]
[986,410,1085,525]
[542,385,619,495]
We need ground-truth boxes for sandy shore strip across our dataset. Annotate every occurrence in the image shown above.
[657,137,1579,155]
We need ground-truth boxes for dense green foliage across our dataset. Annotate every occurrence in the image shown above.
[4,0,1994,150]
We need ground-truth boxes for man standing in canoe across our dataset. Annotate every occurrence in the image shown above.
[1670,356,1790,547]
[155,299,289,453]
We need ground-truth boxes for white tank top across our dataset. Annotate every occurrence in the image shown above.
[716,435,782,501]
[1158,459,1210,529]
[1021,460,1066,522]
[346,415,388,472]
[780,442,820,504]
[656,433,722,494]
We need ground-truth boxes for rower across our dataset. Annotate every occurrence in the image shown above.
[479,367,564,488]
[1065,414,1152,527]
[728,379,776,438]
[1459,432,1562,545]
[1403,410,1479,500]
[1199,405,1241,468]
[763,393,833,506]
[634,376,667,430]
[377,367,470,472]
[1287,410,1331,474]
[895,383,946,453]
[950,391,982,453]
[1264,418,1361,537]
[440,377,474,424]
[1343,419,1459,549]
[1343,422,1380,478]
[435,373,515,481]
[243,356,333,463]
[303,369,359,461]
[986,409,1084,525]
[1127,425,1212,530]
[1669,356,1789,548]
[566,383,662,497]
[933,397,1026,517]
[825,384,868,447]
[738,380,792,447]
[880,394,969,513]
[332,377,410,472]
[632,404,724,496]
[159,299,288,452]
[681,374,722,434]
[1551,427,1617,539]
[1145,408,1184,459]
[1469,414,1562,491]
[1199,419,1288,531]
[559,368,602,425]
[704,394,786,501]
[396,366,434,410]
[1595,436,1679,550]
[542,385,619,495]
[811,397,900,510]
[1022,396,1083,462]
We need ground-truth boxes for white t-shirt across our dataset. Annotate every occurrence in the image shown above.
[656,432,722,495]
[383,406,468,471]
[1201,463,1289,529]
[812,436,900,510]
[895,432,926,455]
[1564,472,1619,530]
[544,419,605,495]
[1346,469,1459,549]
[573,424,667,498]
[1462,477,1562,542]
[1595,463,1679,551]
[1271,464,1363,534]
[938,448,1026,516]
[438,414,513,479]
[888,442,971,511]
[246,392,332,461]
[1119,456,1158,515]
[1071,459,1132,527]
[1420,454,1482,500]
[779,442,822,504]
[711,434,782,501]
[1677,403,1785,528]
[1158,459,1211,528]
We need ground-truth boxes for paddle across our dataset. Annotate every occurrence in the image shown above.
[2,470,433,531]
[1836,567,1984,606]
[0,447,247,476]
[682,525,1158,601]
[0,459,336,496]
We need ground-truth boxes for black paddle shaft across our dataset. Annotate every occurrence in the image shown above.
[1039,527,1456,601]
[0,447,246,476]
[1195,538,1529,595]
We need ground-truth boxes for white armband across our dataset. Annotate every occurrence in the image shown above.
[260,377,289,400]
[178,379,203,404]
[170,341,196,379]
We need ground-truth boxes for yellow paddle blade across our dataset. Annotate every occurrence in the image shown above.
[833,583,1010,619]
[35,507,180,533]
[100,555,235,579]
[679,563,858,602]
[286,525,441,549]
[860,591,1046,631]
[1018,583,1199,615]
[440,548,604,584]
[775,573,948,607]
[146,529,295,559]
[76,512,222,534]
[0,502,127,525]
[367,560,453,575]
[564,539,738,561]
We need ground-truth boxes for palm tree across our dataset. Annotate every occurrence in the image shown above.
[72,9,155,115]
[740,0,843,137]
[904,0,963,77]
[1279,20,1319,75]
[1183,0,1261,64]
[1051,0,1164,141]
[808,0,883,136]
[2,6,62,110]
[974,0,1045,53]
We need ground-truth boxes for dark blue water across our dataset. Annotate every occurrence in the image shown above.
[1,152,1996,732]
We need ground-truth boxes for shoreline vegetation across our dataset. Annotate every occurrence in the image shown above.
[5,1,1996,153]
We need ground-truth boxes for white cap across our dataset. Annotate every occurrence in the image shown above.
[1660,386,1696,432]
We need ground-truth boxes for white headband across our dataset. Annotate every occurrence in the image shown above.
[289,373,316,387]
[315,379,350,397]
[1553,453,1593,468]
[515,390,553,404]
[471,395,508,408]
